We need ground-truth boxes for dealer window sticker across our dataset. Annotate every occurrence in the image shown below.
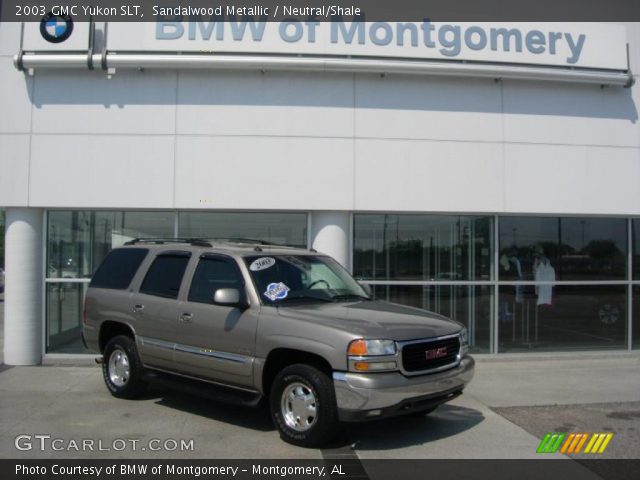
[264,282,290,301]
[250,257,276,271]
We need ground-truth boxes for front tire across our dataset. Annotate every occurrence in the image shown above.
[270,364,339,448]
[102,335,147,399]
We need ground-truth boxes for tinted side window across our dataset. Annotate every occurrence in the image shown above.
[140,254,190,299]
[90,248,149,290]
[189,257,243,304]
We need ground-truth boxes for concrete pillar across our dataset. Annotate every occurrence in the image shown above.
[4,208,44,365]
[310,211,350,269]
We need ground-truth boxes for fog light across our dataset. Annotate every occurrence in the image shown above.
[354,362,370,371]
[367,409,382,417]
[368,361,397,371]
[354,361,397,372]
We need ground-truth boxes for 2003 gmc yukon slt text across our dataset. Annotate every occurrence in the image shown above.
[82,239,475,447]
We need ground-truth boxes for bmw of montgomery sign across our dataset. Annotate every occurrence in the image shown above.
[16,21,630,87]
[105,22,628,70]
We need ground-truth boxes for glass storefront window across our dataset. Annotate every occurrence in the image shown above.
[370,284,493,353]
[46,282,89,354]
[47,211,175,279]
[499,217,627,281]
[354,214,493,281]
[498,285,627,352]
[178,212,307,248]
[41,211,637,355]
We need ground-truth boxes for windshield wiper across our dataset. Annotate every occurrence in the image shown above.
[331,294,370,302]
[278,293,334,303]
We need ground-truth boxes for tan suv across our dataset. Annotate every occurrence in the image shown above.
[83,239,474,447]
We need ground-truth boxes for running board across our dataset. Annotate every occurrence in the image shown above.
[142,370,263,407]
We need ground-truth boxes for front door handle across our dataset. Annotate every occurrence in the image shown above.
[179,313,193,323]
[133,304,145,313]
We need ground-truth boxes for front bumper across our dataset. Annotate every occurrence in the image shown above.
[333,355,475,422]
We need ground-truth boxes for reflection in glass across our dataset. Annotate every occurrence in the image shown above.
[179,212,307,248]
[46,283,89,353]
[499,217,627,281]
[354,214,493,281]
[371,284,493,353]
[498,285,626,352]
[47,211,174,279]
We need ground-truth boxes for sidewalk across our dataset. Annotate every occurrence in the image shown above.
[0,355,637,460]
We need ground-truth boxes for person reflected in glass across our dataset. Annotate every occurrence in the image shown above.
[533,245,556,306]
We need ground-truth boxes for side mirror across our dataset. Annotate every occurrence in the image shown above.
[358,282,372,297]
[213,288,246,308]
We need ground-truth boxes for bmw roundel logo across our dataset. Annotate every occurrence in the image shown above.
[40,13,74,43]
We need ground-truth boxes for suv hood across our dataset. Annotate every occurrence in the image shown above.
[275,300,461,341]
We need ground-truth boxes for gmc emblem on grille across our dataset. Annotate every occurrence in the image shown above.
[426,346,448,360]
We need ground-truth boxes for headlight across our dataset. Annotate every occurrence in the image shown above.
[347,339,398,373]
[459,327,469,353]
[348,339,396,356]
[459,327,468,345]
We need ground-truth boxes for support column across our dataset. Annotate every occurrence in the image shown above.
[4,208,44,365]
[310,211,350,270]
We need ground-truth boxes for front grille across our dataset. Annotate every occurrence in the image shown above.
[401,336,461,373]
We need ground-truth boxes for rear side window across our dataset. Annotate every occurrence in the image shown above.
[90,248,149,290]
[188,257,243,304]
[140,253,191,299]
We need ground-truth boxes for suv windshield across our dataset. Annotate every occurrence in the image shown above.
[244,255,369,304]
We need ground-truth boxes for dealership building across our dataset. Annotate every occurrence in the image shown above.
[0,20,639,365]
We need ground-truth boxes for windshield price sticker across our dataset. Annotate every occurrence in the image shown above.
[250,257,276,271]
[264,282,290,301]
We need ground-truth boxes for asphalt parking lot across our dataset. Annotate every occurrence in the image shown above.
[0,300,639,467]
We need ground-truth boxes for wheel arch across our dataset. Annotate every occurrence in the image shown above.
[98,321,136,353]
[261,348,334,397]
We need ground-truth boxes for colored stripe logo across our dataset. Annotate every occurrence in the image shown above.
[537,432,613,454]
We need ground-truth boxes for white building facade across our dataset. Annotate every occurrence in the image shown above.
[1,20,639,364]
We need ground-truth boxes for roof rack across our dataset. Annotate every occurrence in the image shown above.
[123,238,212,247]
[122,237,309,252]
[208,238,279,246]
[208,238,310,251]
[204,238,281,253]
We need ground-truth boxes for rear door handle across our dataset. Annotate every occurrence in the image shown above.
[133,304,145,313]
[179,313,193,323]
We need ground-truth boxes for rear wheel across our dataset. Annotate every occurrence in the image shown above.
[102,335,147,399]
[270,364,339,448]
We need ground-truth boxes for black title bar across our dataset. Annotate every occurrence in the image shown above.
[2,0,640,22]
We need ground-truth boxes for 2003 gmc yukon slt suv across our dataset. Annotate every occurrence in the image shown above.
[83,239,474,447]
